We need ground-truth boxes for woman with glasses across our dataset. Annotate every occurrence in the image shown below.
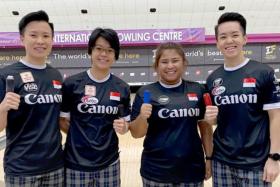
[59,28,131,187]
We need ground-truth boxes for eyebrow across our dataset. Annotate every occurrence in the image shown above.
[219,31,241,36]
[95,44,112,48]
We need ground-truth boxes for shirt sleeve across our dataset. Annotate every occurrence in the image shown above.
[262,69,280,110]
[0,71,6,102]
[131,90,143,121]
[122,85,131,122]
[60,78,72,117]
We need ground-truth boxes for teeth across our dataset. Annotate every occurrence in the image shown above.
[226,46,235,50]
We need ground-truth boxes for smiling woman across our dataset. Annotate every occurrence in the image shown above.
[0,10,64,186]
[59,27,131,187]
[129,42,218,187]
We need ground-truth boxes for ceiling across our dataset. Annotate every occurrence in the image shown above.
[0,0,280,35]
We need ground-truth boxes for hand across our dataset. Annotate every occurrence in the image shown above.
[113,118,128,135]
[204,106,218,125]
[205,160,212,180]
[263,158,280,182]
[0,92,20,112]
[140,103,152,120]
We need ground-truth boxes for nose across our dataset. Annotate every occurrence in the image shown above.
[36,36,44,44]
[167,61,174,68]
[225,36,233,43]
[100,49,107,55]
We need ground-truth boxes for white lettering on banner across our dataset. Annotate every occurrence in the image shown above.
[25,94,62,104]
[185,50,204,57]
[54,33,90,43]
[77,103,118,114]
[158,108,200,118]
[214,94,257,105]
[207,50,223,56]
[118,33,150,42]
[152,32,183,41]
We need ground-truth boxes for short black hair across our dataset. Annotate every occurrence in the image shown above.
[19,10,54,36]
[215,12,246,39]
[88,28,120,60]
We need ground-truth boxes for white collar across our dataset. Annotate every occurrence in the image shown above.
[87,69,111,83]
[159,79,182,88]
[224,58,250,71]
[20,59,46,69]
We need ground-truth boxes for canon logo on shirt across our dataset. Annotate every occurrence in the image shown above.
[214,94,257,106]
[158,108,200,118]
[77,103,118,114]
[24,94,62,105]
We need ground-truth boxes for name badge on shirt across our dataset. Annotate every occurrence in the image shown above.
[85,85,96,96]
[20,72,34,83]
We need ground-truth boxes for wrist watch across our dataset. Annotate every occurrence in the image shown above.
[268,153,280,161]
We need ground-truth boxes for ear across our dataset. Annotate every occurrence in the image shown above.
[243,35,247,45]
[20,34,24,44]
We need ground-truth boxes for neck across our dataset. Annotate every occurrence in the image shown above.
[90,68,110,80]
[23,56,46,65]
[224,55,246,68]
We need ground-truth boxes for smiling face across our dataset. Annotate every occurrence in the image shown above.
[156,49,185,85]
[90,37,115,73]
[20,21,53,64]
[216,21,247,62]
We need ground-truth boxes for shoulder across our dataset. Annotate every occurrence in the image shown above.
[246,60,273,75]
[247,60,271,69]
[110,74,130,89]
[184,80,205,90]
[206,65,224,80]
[0,62,24,78]
[137,82,159,93]
[63,71,87,86]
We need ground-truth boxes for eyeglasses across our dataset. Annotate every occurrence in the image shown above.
[93,45,115,55]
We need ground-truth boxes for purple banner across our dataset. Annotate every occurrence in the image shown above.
[0,32,21,47]
[117,28,205,46]
[0,28,205,48]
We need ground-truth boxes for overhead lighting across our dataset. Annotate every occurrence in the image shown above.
[149,8,156,13]
[81,9,88,14]
[218,6,225,11]
[12,11,19,16]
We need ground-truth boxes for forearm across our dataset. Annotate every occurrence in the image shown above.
[129,115,148,138]
[59,117,70,134]
[268,109,280,153]
[269,121,280,153]
[198,121,213,157]
[0,105,8,132]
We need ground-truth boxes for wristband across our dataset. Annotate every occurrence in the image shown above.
[205,156,212,160]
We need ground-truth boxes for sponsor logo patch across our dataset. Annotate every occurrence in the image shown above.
[24,83,38,92]
[158,95,170,105]
[85,85,96,96]
[81,95,98,104]
[20,72,34,83]
[212,86,226,96]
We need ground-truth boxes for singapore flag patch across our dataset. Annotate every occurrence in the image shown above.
[52,80,62,89]
[187,93,198,101]
[243,77,256,87]
[110,91,120,101]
